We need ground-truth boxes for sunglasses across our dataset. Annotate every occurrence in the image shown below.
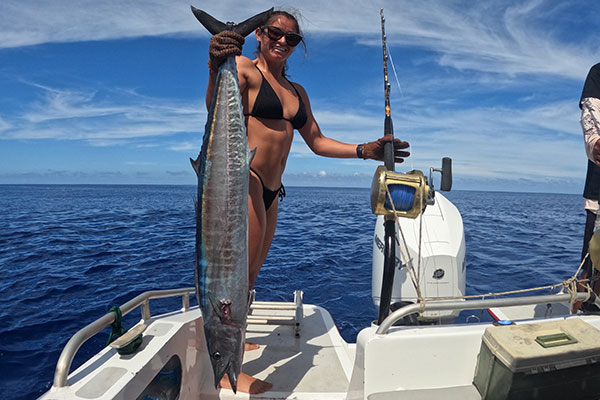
[261,25,303,47]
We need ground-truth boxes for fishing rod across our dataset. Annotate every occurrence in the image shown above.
[377,8,398,325]
[380,9,395,172]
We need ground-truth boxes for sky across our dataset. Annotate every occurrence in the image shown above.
[0,0,598,193]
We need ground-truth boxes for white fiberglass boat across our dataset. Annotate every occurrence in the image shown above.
[40,157,600,400]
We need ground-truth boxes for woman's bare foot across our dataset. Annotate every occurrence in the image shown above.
[220,373,273,394]
[245,342,260,351]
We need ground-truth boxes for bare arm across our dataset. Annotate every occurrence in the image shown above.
[296,83,409,162]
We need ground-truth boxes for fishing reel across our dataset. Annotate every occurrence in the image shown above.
[370,165,429,219]
[371,158,453,219]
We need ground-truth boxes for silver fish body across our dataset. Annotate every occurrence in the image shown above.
[191,57,249,393]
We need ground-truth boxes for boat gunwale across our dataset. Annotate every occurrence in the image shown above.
[52,287,195,388]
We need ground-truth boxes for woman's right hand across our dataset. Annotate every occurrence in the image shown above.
[208,31,245,71]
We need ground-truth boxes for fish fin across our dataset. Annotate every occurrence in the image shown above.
[190,7,273,36]
[249,147,257,166]
[190,156,201,176]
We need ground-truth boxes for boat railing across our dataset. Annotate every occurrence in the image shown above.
[53,287,195,388]
[376,292,600,334]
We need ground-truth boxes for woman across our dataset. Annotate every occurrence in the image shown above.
[206,10,409,394]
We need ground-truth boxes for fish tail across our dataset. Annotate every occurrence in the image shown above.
[190,7,273,36]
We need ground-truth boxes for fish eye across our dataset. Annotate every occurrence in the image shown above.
[212,351,221,360]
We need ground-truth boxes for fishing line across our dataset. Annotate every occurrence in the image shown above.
[388,50,404,98]
[386,47,414,172]
[386,45,421,292]
[384,185,422,299]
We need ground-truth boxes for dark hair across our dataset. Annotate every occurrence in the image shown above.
[255,10,306,77]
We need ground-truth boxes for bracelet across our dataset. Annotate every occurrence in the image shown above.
[356,144,364,159]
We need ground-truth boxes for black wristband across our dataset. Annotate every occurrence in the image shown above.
[356,144,364,159]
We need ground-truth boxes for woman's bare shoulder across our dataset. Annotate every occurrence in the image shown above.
[287,79,305,92]
[236,56,260,80]
[236,56,256,70]
[289,80,310,102]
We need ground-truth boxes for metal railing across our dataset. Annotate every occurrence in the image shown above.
[376,292,600,334]
[53,287,195,388]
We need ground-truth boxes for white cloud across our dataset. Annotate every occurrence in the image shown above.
[289,97,584,183]
[1,1,597,81]
[170,141,202,152]
[0,115,11,131]
[353,1,597,80]
[0,83,206,143]
[0,78,583,184]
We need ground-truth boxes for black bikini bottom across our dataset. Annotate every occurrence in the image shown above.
[250,167,285,210]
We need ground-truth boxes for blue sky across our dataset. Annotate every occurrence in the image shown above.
[0,0,598,193]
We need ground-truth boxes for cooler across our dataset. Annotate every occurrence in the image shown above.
[473,318,600,399]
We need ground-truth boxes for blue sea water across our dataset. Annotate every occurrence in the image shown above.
[0,185,585,399]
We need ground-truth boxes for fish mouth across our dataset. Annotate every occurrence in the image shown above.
[212,359,239,393]
[226,367,239,394]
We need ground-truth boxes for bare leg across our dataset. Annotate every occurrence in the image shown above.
[248,172,267,291]
[244,342,259,351]
[220,373,273,394]
[244,203,277,349]
[250,200,278,289]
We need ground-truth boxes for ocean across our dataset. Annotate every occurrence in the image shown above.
[0,185,586,399]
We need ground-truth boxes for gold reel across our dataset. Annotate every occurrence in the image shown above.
[370,165,429,219]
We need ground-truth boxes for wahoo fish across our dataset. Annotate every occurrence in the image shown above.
[189,7,272,393]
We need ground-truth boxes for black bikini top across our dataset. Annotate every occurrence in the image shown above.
[245,66,308,130]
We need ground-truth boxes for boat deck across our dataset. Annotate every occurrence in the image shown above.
[219,304,354,399]
[488,300,571,321]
